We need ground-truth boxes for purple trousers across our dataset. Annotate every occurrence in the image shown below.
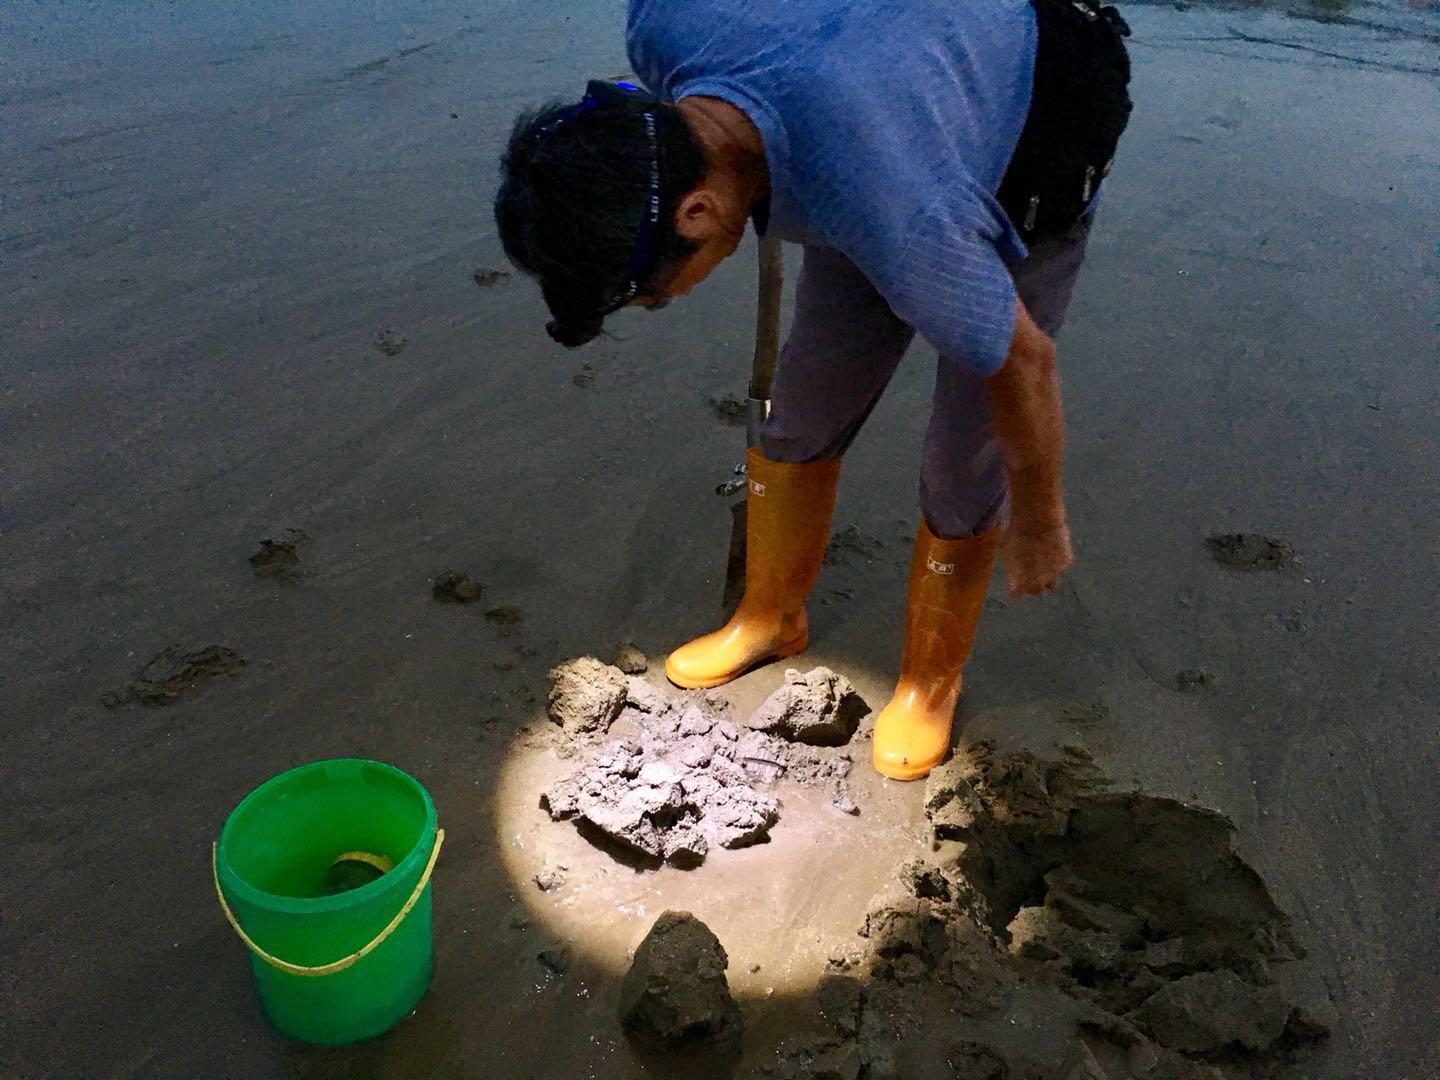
[759,213,1093,539]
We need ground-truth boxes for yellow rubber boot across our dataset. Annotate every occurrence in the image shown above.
[665,447,842,689]
[872,521,1001,780]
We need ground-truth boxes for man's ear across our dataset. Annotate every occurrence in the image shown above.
[674,187,720,242]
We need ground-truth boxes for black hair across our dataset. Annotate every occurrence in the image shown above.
[495,93,707,347]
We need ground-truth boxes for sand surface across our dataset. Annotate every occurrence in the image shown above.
[2,0,1437,1076]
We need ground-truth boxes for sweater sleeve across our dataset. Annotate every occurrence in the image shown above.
[878,185,1028,377]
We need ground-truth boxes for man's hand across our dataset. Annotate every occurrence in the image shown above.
[1003,510,1073,597]
[986,300,1073,598]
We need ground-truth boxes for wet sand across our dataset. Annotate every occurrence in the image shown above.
[2,1,1437,1077]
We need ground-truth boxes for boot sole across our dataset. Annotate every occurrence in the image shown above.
[663,635,808,690]
[864,754,944,783]
[872,750,947,782]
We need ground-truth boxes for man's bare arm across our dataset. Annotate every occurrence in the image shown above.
[985,299,1074,596]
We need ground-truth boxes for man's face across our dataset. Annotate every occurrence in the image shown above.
[646,182,749,303]
[656,228,743,302]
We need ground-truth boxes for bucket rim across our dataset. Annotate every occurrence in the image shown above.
[216,758,437,916]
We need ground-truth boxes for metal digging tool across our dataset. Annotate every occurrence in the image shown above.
[719,235,784,614]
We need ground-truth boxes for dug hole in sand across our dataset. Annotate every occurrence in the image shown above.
[496,655,907,998]
[494,653,1332,1077]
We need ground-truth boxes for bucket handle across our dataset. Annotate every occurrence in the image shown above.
[211,828,444,978]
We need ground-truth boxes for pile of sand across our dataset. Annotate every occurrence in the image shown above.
[766,742,1330,1078]
[539,658,866,868]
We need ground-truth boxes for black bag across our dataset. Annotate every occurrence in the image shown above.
[997,0,1133,243]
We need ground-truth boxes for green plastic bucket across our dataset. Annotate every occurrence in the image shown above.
[213,759,442,1044]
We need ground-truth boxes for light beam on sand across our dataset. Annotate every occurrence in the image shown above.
[491,649,924,998]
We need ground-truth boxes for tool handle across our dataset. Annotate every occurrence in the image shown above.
[750,236,783,403]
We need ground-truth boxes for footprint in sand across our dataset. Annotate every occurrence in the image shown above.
[1204,531,1295,571]
[432,571,484,604]
[101,645,245,708]
[709,394,746,426]
[1174,668,1216,692]
[473,267,511,288]
[248,528,308,582]
[375,327,407,357]
[824,524,888,567]
[485,604,524,626]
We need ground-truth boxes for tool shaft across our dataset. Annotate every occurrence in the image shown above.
[749,236,784,405]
